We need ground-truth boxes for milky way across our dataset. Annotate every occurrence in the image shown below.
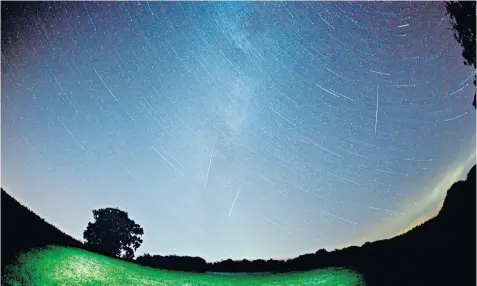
[2,2,475,261]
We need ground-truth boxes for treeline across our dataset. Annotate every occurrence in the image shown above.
[136,254,209,272]
[134,249,355,273]
[2,165,475,286]
[131,165,475,285]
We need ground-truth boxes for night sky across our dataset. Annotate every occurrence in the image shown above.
[2,2,476,262]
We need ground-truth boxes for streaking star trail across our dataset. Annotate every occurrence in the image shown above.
[1,1,475,262]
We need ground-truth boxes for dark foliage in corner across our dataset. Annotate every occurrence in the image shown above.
[446,1,476,67]
[446,1,476,108]
[83,207,144,259]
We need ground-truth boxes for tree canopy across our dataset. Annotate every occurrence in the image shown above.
[445,1,476,108]
[83,207,144,259]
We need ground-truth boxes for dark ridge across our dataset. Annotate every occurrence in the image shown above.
[2,165,476,285]
[0,188,83,272]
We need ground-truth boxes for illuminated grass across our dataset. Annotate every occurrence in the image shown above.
[2,246,365,285]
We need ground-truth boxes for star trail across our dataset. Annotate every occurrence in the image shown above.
[2,2,475,262]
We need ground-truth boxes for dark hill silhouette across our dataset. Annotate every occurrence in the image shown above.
[1,189,83,273]
[136,164,477,285]
[0,190,134,274]
[2,165,476,285]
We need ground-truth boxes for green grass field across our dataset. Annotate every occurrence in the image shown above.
[2,246,365,285]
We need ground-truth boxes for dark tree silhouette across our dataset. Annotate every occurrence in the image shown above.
[445,1,476,108]
[2,164,476,285]
[83,207,144,259]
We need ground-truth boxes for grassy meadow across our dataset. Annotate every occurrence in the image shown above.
[2,246,365,285]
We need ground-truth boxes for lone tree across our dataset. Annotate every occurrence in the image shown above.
[83,207,144,259]
[445,1,476,108]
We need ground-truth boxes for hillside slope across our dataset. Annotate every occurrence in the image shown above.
[2,165,475,285]
[332,164,476,285]
[1,189,83,272]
